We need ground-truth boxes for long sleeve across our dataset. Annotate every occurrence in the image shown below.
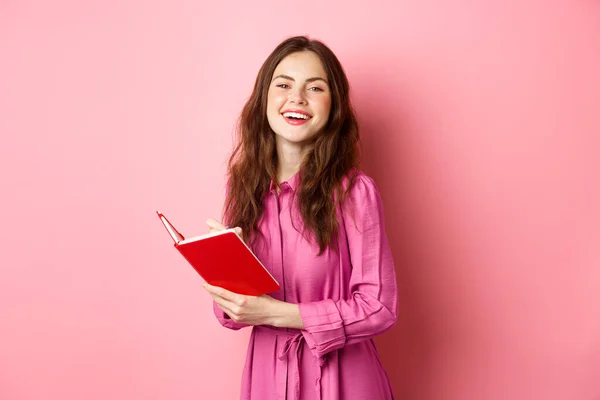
[298,175,398,359]
[212,300,251,330]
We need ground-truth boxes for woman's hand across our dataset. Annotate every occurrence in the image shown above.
[203,218,304,329]
[204,283,288,326]
[204,282,305,329]
[206,218,242,237]
[203,283,304,329]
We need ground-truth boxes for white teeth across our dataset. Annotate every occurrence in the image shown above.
[283,112,310,120]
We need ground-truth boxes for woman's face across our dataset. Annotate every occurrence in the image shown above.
[266,51,332,146]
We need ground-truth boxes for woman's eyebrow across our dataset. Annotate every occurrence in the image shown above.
[272,74,328,84]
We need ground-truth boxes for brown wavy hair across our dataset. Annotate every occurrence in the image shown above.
[223,36,361,254]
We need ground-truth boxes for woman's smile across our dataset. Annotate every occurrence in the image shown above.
[281,109,313,125]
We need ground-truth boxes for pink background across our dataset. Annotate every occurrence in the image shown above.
[1,1,599,399]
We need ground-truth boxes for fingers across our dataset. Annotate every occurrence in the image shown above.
[206,218,243,237]
[206,218,226,231]
[214,302,234,318]
[203,282,238,303]
[204,283,259,323]
[213,297,240,322]
[210,293,237,315]
[205,284,241,319]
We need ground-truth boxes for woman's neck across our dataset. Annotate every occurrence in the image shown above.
[275,139,313,183]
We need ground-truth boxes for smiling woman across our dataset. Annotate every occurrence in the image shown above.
[203,36,398,400]
[267,52,332,142]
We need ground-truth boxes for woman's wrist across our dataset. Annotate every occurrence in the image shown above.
[270,301,304,329]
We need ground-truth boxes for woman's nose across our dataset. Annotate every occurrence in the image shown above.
[288,88,307,104]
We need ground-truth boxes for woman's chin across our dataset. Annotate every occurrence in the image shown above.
[275,131,319,147]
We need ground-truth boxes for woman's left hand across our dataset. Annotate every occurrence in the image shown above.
[203,282,283,326]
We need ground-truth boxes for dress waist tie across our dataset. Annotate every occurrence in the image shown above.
[265,328,326,400]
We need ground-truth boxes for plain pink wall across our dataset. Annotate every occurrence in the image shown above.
[1,1,599,399]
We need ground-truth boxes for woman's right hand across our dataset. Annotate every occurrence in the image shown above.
[206,218,243,237]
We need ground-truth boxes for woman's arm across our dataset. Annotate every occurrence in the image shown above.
[205,282,304,329]
[206,174,398,356]
[296,174,398,358]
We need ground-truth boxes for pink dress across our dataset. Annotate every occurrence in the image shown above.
[213,171,398,400]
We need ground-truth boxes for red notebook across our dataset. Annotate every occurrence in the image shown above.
[156,211,280,296]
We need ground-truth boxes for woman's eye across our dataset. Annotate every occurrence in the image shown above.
[308,87,324,92]
[276,83,290,89]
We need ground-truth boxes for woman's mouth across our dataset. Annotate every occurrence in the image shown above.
[282,111,312,126]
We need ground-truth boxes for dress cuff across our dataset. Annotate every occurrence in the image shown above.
[299,300,346,358]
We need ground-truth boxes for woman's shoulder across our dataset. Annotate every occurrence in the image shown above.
[339,169,382,208]
[341,169,380,195]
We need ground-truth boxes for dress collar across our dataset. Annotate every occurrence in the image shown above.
[269,170,301,193]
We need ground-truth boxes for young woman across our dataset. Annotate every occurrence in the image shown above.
[203,36,398,400]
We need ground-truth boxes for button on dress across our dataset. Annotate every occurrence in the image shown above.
[213,171,398,400]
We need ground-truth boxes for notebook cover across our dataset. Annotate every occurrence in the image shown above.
[174,231,280,296]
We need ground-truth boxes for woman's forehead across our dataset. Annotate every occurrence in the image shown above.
[272,52,327,80]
